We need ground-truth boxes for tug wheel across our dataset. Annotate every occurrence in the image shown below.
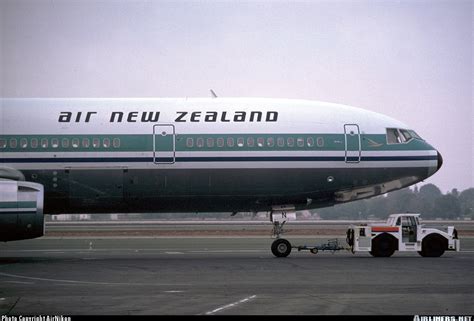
[418,234,447,257]
[370,233,396,257]
[271,239,292,258]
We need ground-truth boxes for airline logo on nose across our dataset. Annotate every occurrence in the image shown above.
[367,138,383,148]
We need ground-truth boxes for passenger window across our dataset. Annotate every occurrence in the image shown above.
[237,137,244,147]
[10,138,17,148]
[217,137,224,148]
[196,138,204,148]
[287,137,295,147]
[20,138,28,148]
[82,138,90,148]
[227,137,235,147]
[93,138,100,148]
[317,137,324,147]
[72,138,79,148]
[247,137,255,147]
[0,139,6,148]
[62,138,69,148]
[186,138,194,148]
[113,138,121,148]
[267,137,275,147]
[31,138,38,149]
[297,137,304,147]
[207,138,215,148]
[41,138,49,148]
[277,137,285,147]
[307,137,315,147]
[257,137,264,147]
[51,138,59,148]
[103,138,110,148]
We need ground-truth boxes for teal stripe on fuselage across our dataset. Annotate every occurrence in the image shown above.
[2,155,439,164]
[0,133,433,153]
[0,201,37,209]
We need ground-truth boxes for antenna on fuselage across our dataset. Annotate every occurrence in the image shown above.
[210,89,218,98]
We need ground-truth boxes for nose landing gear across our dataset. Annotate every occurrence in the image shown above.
[270,205,296,258]
[269,205,347,258]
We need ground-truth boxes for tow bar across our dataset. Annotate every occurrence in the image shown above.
[293,239,348,254]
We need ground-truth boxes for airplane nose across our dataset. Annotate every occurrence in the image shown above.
[437,151,443,171]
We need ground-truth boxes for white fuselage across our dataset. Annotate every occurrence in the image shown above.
[0,98,441,214]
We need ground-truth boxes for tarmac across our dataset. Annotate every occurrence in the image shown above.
[0,223,473,315]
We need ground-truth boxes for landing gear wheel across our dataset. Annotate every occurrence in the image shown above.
[271,239,292,258]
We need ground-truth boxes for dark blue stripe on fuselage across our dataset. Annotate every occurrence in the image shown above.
[2,155,438,163]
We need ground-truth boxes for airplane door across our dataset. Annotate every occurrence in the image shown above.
[153,124,175,164]
[344,124,361,163]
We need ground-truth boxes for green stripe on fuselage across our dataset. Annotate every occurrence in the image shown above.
[0,201,37,209]
[0,133,433,153]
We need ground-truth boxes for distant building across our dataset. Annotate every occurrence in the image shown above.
[51,214,91,221]
[299,210,313,219]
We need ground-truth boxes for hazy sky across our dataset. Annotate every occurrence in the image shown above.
[1,0,472,192]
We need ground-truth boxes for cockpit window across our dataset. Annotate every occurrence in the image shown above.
[408,130,423,141]
[386,128,403,144]
[387,128,420,144]
[399,129,412,142]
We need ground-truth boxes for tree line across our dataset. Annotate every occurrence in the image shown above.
[316,184,474,220]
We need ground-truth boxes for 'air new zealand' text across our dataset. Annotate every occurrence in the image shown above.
[58,110,278,123]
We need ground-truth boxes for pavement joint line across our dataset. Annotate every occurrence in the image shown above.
[0,272,192,287]
[204,295,257,315]
[1,249,165,252]
[7,297,20,315]
[0,248,270,253]
[189,250,265,253]
[2,281,35,285]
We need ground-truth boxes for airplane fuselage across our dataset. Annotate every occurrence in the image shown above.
[0,98,442,214]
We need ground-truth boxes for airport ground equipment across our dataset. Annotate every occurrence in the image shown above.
[294,239,346,254]
[269,207,350,257]
[346,213,460,257]
[270,212,459,258]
